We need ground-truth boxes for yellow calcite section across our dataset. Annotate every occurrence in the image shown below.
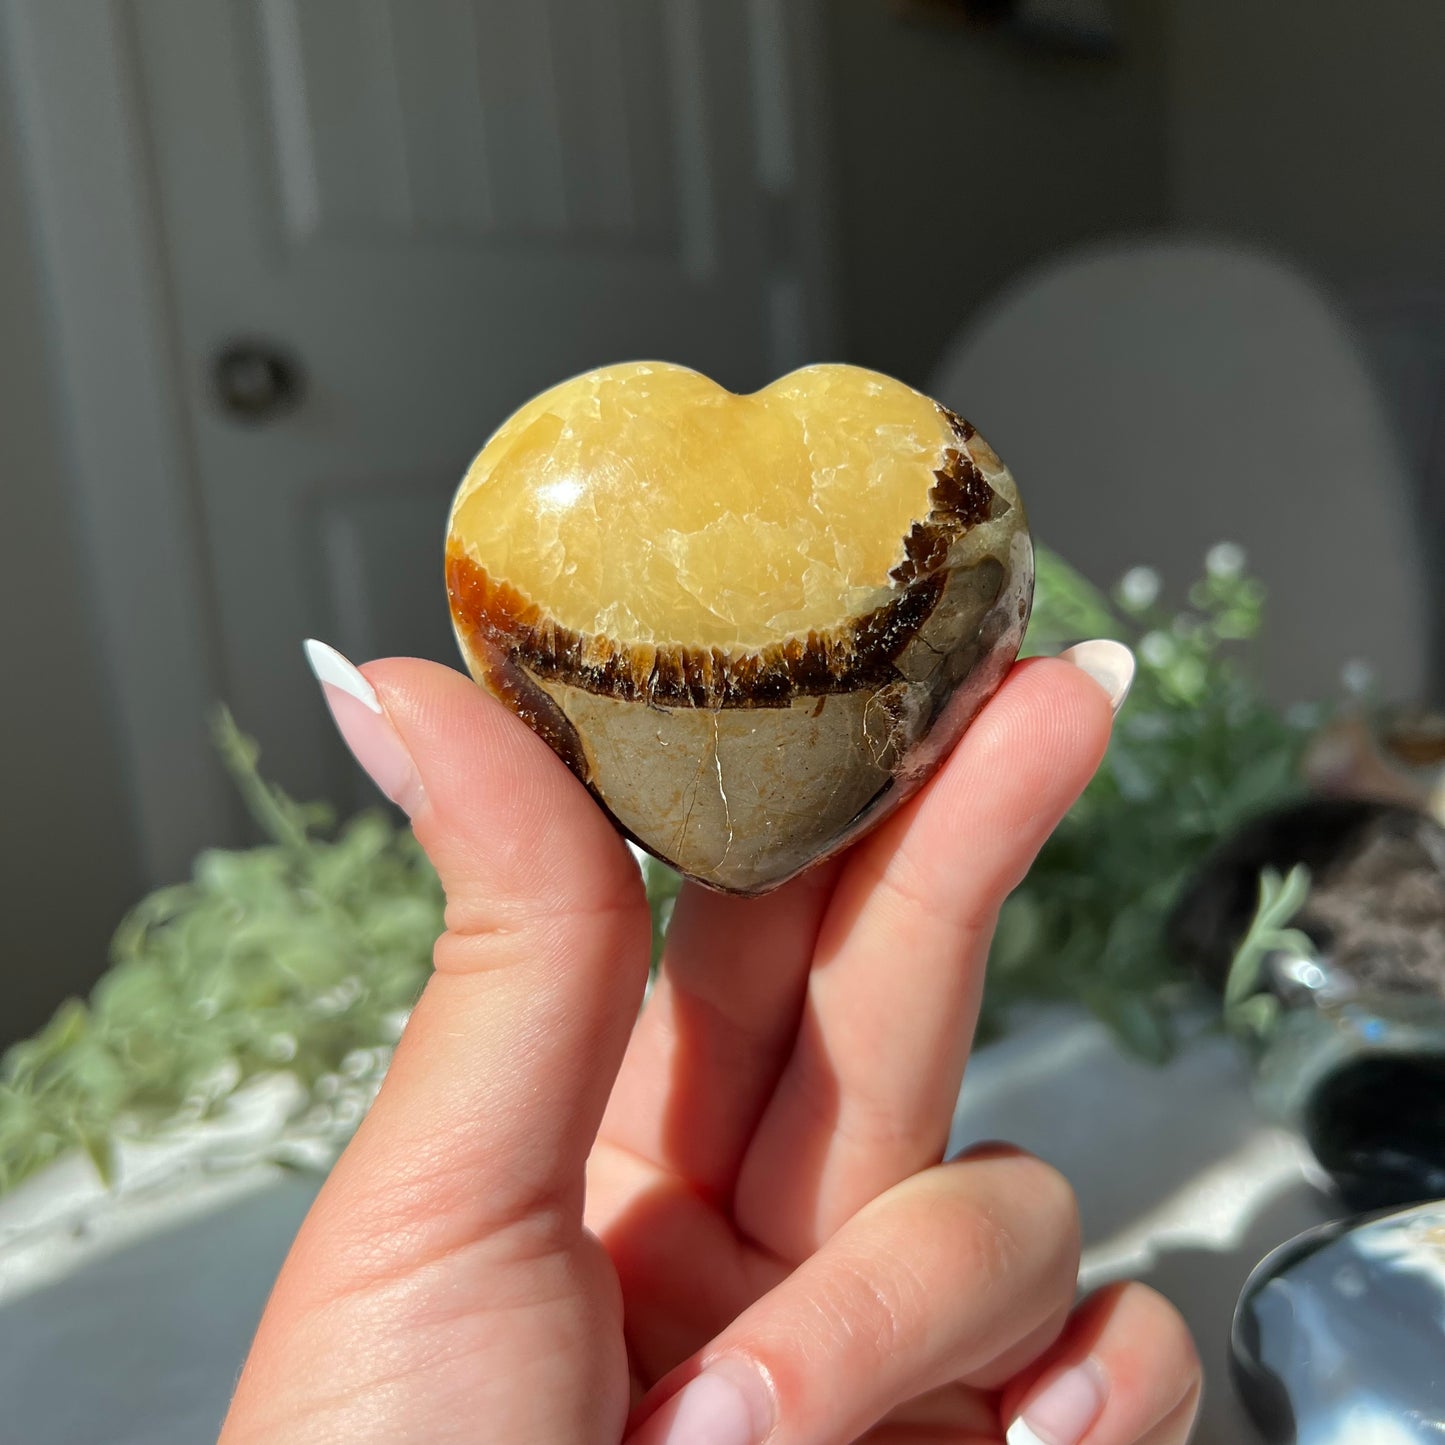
[448,362,955,650]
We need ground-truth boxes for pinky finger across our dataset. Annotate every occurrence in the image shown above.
[1001,1283,1201,1445]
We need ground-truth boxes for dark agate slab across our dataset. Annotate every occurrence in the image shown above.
[1232,1199,1445,1445]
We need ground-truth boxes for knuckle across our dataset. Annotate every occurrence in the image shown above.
[831,1248,925,1361]
[981,1148,1080,1254]
[433,887,650,975]
[917,1179,1026,1296]
[946,1148,1082,1298]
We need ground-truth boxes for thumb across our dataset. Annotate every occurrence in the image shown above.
[297,643,651,1278]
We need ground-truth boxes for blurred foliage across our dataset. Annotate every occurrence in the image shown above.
[982,543,1313,1060]
[0,544,1313,1193]
[1220,864,1315,1048]
[643,856,684,970]
[0,711,443,1195]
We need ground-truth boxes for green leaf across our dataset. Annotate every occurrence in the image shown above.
[643,856,683,969]
[78,1129,117,1189]
[1222,864,1312,1035]
[1020,548,1122,655]
[1230,993,1282,1043]
[0,545,1331,1195]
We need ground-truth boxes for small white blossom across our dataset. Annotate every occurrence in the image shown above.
[1205,541,1246,578]
[1341,658,1375,697]
[1118,566,1161,611]
[341,1048,376,1079]
[1286,701,1323,730]
[1139,630,1176,668]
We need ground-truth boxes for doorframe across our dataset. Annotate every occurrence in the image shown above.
[748,0,843,370]
[0,0,841,886]
[1,0,238,884]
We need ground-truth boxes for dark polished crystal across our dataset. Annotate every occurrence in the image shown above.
[1232,1199,1445,1444]
[1303,1055,1445,1212]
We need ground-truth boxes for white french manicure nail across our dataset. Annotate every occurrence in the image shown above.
[1059,639,1136,714]
[626,1362,772,1445]
[1007,1357,1108,1445]
[303,639,424,814]
[1007,1422,1053,1445]
[303,639,383,713]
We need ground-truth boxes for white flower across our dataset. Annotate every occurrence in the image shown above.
[1139,630,1176,668]
[1340,658,1375,697]
[1205,541,1246,578]
[1117,565,1161,611]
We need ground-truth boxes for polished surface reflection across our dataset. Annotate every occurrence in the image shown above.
[1232,1199,1445,1445]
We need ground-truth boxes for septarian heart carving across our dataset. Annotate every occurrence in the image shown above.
[445,362,1032,894]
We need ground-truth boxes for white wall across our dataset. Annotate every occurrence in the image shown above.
[0,57,143,1042]
[824,0,1169,385]
[1166,0,1445,694]
[1168,0,1445,293]
[826,0,1445,390]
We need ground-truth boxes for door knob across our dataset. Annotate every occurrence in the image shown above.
[211,340,305,422]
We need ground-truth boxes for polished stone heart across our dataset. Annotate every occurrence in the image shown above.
[1304,1054,1445,1212]
[445,362,1032,893]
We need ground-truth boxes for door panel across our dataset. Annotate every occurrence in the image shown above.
[129,0,822,807]
[256,0,680,246]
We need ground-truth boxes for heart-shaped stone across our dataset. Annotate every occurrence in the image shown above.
[445,362,1032,893]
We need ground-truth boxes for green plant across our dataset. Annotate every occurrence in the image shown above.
[0,544,1315,1194]
[1220,864,1315,1046]
[982,544,1313,1060]
[0,712,443,1194]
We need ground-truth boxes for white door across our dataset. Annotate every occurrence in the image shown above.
[81,0,835,827]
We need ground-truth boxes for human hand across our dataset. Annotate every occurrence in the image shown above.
[219,640,1199,1444]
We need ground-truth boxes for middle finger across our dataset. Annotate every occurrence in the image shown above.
[735,651,1126,1257]
[600,859,840,1200]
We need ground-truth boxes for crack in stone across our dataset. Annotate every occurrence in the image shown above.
[712,713,735,867]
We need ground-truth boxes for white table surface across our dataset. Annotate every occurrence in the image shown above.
[0,1007,1333,1444]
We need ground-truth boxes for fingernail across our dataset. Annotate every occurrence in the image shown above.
[303,639,424,815]
[626,1362,772,1445]
[1007,1358,1108,1445]
[1059,639,1135,714]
